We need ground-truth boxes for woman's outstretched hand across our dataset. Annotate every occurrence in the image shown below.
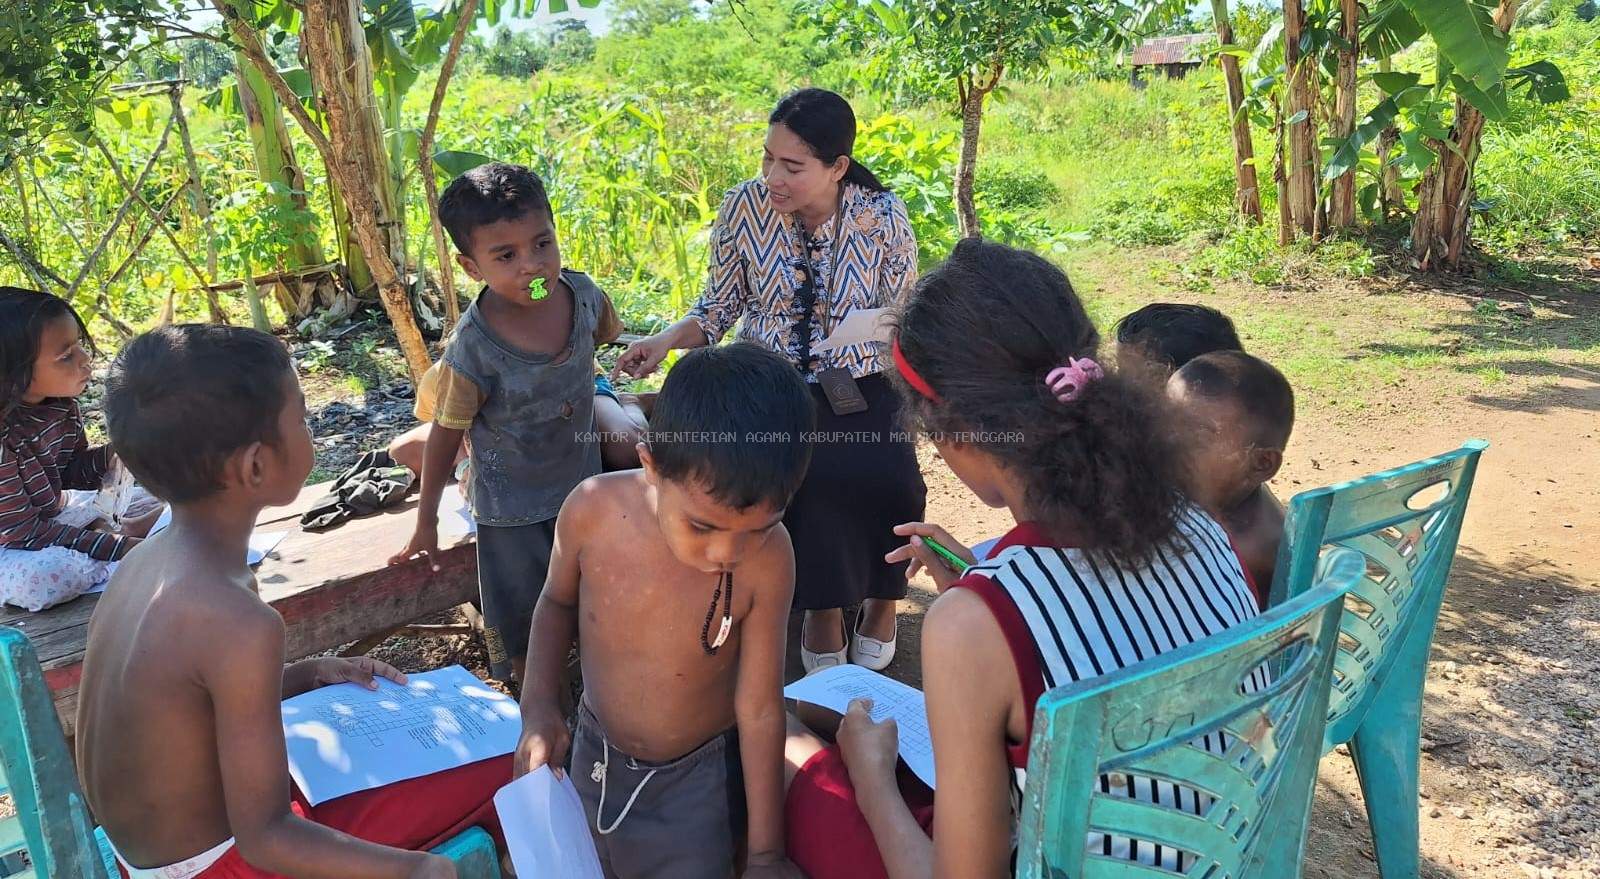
[612,334,673,381]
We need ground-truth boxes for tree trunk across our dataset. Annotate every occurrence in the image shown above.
[324,0,407,297]
[1273,96,1294,246]
[1329,0,1360,229]
[1211,0,1263,223]
[954,60,1002,240]
[220,0,432,380]
[231,36,328,271]
[168,87,218,281]
[1375,57,1406,217]
[1282,0,1321,241]
[12,166,32,245]
[241,254,274,332]
[1409,0,1522,270]
[419,0,480,333]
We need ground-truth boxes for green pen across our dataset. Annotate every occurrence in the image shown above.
[921,536,972,574]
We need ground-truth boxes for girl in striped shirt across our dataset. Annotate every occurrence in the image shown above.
[0,288,159,611]
[782,240,1261,878]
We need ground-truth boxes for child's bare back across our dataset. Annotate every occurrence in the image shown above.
[77,531,280,866]
[566,471,791,760]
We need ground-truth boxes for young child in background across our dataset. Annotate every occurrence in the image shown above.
[79,325,507,879]
[390,162,638,683]
[1166,350,1295,604]
[788,240,1261,878]
[1113,302,1243,389]
[515,344,811,879]
[0,287,161,612]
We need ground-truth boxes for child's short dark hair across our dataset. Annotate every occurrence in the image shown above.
[1175,351,1295,449]
[0,286,94,416]
[894,239,1186,566]
[438,162,553,255]
[105,325,294,504]
[649,343,814,512]
[1115,303,1243,370]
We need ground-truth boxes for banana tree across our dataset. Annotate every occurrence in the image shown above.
[1322,0,1569,269]
[1208,0,1264,223]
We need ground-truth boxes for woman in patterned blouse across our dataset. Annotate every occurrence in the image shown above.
[616,88,926,675]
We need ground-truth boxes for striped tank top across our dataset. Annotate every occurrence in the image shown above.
[951,505,1263,870]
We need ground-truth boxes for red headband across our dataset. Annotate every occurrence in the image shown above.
[892,337,941,403]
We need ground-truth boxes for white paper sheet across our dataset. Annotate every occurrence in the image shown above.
[783,665,936,788]
[971,537,1001,562]
[815,307,894,353]
[494,768,604,879]
[143,507,287,565]
[437,483,476,538]
[282,665,521,805]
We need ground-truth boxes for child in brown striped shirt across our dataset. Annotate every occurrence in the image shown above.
[0,287,161,611]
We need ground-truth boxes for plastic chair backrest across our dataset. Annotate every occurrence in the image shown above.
[0,627,108,879]
[1267,440,1486,750]
[1016,549,1364,879]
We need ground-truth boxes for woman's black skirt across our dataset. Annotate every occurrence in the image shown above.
[784,373,927,611]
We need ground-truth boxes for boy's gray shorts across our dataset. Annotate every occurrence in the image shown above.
[475,518,557,682]
[569,701,745,879]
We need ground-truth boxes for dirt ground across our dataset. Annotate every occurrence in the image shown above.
[335,253,1599,877]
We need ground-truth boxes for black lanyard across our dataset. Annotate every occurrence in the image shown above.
[790,232,827,375]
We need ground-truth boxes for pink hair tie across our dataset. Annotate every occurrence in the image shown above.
[1045,357,1104,403]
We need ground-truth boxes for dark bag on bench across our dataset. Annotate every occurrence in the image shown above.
[299,449,415,532]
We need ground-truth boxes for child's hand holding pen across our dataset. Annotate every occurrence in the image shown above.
[885,522,977,593]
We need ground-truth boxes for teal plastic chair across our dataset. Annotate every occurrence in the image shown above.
[1016,548,1365,879]
[0,626,502,879]
[1267,440,1487,879]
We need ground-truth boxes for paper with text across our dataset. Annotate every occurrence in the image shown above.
[784,665,936,788]
[495,768,604,879]
[816,307,893,353]
[282,665,521,805]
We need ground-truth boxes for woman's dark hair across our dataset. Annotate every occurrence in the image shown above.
[769,88,887,193]
[892,240,1186,566]
[0,286,94,417]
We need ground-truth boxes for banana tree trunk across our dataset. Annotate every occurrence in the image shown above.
[324,0,408,298]
[299,0,431,379]
[954,60,1002,240]
[1329,0,1360,229]
[232,44,327,271]
[1211,0,1263,223]
[1283,0,1321,241]
[1409,0,1522,270]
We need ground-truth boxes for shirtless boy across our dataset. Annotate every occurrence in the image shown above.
[1167,349,1295,602]
[513,343,812,879]
[78,325,504,879]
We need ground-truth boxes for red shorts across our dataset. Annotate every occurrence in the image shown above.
[785,744,934,879]
[114,754,511,878]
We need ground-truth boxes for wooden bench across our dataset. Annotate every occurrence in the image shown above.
[0,481,477,739]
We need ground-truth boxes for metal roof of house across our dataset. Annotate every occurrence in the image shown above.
[1130,33,1211,66]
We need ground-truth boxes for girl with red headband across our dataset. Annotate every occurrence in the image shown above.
[782,239,1261,878]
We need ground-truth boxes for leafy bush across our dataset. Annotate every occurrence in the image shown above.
[975,161,1059,211]
[475,26,548,78]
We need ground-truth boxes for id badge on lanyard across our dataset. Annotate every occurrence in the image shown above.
[796,233,868,416]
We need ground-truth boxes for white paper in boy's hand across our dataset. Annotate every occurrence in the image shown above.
[816,307,894,353]
[784,665,937,788]
[495,767,604,879]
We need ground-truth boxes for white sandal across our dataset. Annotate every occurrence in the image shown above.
[849,609,897,671]
[800,615,848,676]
